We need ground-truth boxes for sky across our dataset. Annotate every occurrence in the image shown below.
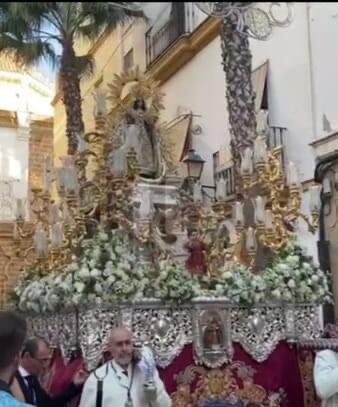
[38,59,56,81]
[36,24,60,82]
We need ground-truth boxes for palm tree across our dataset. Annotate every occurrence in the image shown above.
[221,12,256,171]
[0,2,144,154]
[197,2,291,176]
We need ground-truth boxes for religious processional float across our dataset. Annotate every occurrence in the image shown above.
[10,69,331,393]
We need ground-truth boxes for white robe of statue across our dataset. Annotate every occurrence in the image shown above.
[123,105,158,177]
[79,356,171,407]
[314,349,338,407]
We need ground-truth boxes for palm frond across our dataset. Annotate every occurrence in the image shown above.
[76,2,145,42]
[0,33,57,67]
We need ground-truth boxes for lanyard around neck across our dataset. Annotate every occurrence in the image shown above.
[110,362,135,401]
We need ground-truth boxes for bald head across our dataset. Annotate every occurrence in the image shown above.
[109,326,133,368]
[110,326,132,342]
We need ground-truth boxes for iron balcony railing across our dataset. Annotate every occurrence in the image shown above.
[145,3,200,67]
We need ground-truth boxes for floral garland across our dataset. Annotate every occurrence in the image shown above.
[205,240,332,306]
[12,234,331,314]
[264,240,331,304]
[207,263,267,305]
[66,230,148,306]
[145,259,200,304]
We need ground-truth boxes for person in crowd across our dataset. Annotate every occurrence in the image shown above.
[314,348,338,406]
[11,336,87,407]
[79,326,171,407]
[0,310,32,406]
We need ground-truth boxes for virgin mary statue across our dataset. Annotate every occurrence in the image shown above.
[123,98,161,179]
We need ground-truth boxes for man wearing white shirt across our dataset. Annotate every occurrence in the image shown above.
[314,349,338,406]
[79,326,171,407]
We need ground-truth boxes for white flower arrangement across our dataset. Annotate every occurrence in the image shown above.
[264,240,332,304]
[65,229,147,306]
[209,263,266,305]
[14,271,67,314]
[12,236,331,314]
[145,259,200,303]
[198,240,331,306]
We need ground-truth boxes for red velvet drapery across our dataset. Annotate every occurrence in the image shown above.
[47,341,319,406]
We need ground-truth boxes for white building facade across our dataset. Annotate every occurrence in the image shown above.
[141,2,338,261]
[0,58,54,221]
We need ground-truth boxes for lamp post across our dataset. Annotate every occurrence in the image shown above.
[182,149,205,181]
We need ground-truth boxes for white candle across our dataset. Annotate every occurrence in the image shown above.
[45,155,53,173]
[216,178,226,201]
[56,168,66,192]
[234,202,244,226]
[95,89,107,116]
[246,227,257,252]
[51,223,63,249]
[323,177,332,195]
[240,148,253,175]
[193,181,203,203]
[34,227,48,257]
[62,202,71,223]
[111,148,126,177]
[16,199,25,220]
[265,209,274,231]
[310,185,321,212]
[139,190,153,218]
[254,136,267,164]
[43,155,53,193]
[63,159,79,194]
[255,196,265,224]
[287,162,299,187]
[77,132,88,153]
[49,203,60,224]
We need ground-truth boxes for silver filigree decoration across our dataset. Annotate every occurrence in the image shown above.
[44,315,60,347]
[79,307,120,371]
[195,2,293,40]
[58,312,78,363]
[126,306,192,368]
[26,303,321,368]
[27,316,48,339]
[285,304,321,342]
[231,306,286,362]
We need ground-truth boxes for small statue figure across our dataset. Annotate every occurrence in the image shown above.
[184,229,207,276]
[203,316,224,350]
[123,98,160,178]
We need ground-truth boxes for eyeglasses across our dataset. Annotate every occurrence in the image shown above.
[34,356,51,365]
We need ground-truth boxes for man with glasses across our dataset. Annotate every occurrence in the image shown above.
[12,337,87,407]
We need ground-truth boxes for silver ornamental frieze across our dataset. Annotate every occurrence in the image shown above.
[27,302,321,368]
[231,306,286,363]
[78,307,120,371]
[120,302,193,368]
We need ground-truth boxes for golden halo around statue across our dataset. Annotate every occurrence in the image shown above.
[107,66,164,122]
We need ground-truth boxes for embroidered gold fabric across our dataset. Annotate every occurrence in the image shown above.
[297,350,317,407]
[172,363,284,406]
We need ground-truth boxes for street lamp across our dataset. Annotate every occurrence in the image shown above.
[182,149,205,181]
